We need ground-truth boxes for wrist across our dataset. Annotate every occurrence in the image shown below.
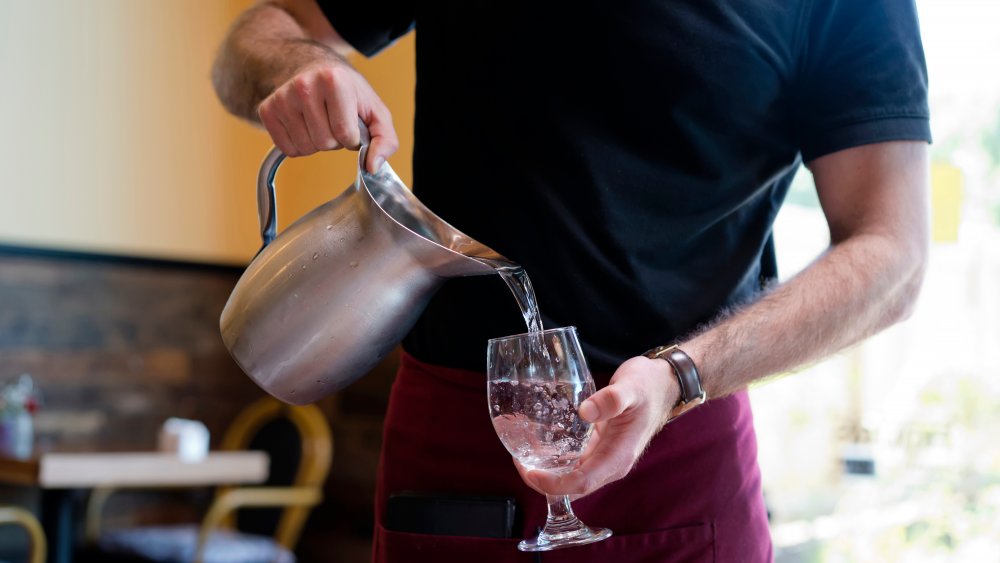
[273,39,350,86]
[643,344,707,422]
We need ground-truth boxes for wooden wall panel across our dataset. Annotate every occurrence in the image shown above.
[0,248,396,562]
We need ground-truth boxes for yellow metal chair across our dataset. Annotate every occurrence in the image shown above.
[84,397,333,563]
[0,506,45,563]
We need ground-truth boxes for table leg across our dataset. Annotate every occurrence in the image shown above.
[40,488,77,563]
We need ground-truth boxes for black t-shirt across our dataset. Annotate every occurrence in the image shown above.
[318,0,931,373]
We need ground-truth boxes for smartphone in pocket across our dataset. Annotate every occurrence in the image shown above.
[385,491,517,539]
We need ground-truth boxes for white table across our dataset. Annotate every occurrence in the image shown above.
[0,450,270,563]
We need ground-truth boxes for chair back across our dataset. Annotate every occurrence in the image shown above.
[217,396,333,549]
[0,506,45,563]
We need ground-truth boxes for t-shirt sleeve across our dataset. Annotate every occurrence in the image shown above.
[316,1,414,57]
[792,0,931,161]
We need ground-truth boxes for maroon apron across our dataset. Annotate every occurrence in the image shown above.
[373,351,773,562]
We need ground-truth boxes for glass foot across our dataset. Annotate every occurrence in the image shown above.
[517,525,612,552]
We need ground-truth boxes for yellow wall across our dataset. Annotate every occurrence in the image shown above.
[0,0,415,265]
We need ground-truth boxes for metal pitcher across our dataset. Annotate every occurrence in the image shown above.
[220,126,515,405]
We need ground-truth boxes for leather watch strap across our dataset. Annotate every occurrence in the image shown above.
[643,344,707,421]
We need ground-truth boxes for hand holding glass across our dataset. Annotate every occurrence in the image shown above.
[487,326,612,551]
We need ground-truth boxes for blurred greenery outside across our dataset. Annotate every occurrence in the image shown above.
[759,2,1000,561]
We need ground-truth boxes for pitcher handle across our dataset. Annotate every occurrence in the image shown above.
[256,118,372,247]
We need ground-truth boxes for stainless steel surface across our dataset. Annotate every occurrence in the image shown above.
[221,127,516,405]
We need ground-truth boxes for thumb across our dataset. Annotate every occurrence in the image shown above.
[362,111,399,174]
[578,384,636,423]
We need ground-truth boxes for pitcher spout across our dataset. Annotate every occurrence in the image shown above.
[358,154,516,277]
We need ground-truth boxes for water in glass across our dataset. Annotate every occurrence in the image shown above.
[487,326,612,551]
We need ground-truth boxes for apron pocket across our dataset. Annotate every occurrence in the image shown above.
[544,522,716,563]
[374,523,531,563]
[376,521,715,563]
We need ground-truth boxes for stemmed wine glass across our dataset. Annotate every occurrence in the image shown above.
[487,326,612,551]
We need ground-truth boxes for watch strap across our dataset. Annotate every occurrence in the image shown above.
[643,344,707,421]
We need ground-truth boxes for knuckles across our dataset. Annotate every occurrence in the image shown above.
[256,101,274,122]
[314,65,347,91]
[289,75,314,102]
[258,63,398,157]
[330,121,356,142]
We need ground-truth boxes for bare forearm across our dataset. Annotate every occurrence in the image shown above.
[553,217,927,500]
[545,143,929,500]
[685,231,926,399]
[677,142,930,399]
[211,2,344,121]
[212,0,397,168]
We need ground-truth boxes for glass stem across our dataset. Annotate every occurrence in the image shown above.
[542,494,586,538]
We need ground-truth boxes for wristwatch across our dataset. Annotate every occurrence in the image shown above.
[643,344,707,422]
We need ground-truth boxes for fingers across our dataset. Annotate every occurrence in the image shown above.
[514,425,594,499]
[257,106,298,156]
[579,382,636,423]
[278,109,316,156]
[317,67,362,149]
[520,361,673,498]
[256,62,397,161]
[524,423,636,497]
[363,103,399,173]
[518,465,587,502]
[512,459,547,496]
[566,431,639,491]
[302,97,340,152]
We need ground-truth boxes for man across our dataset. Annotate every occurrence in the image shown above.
[213,1,930,560]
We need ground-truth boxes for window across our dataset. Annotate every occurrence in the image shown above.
[759,2,1000,560]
